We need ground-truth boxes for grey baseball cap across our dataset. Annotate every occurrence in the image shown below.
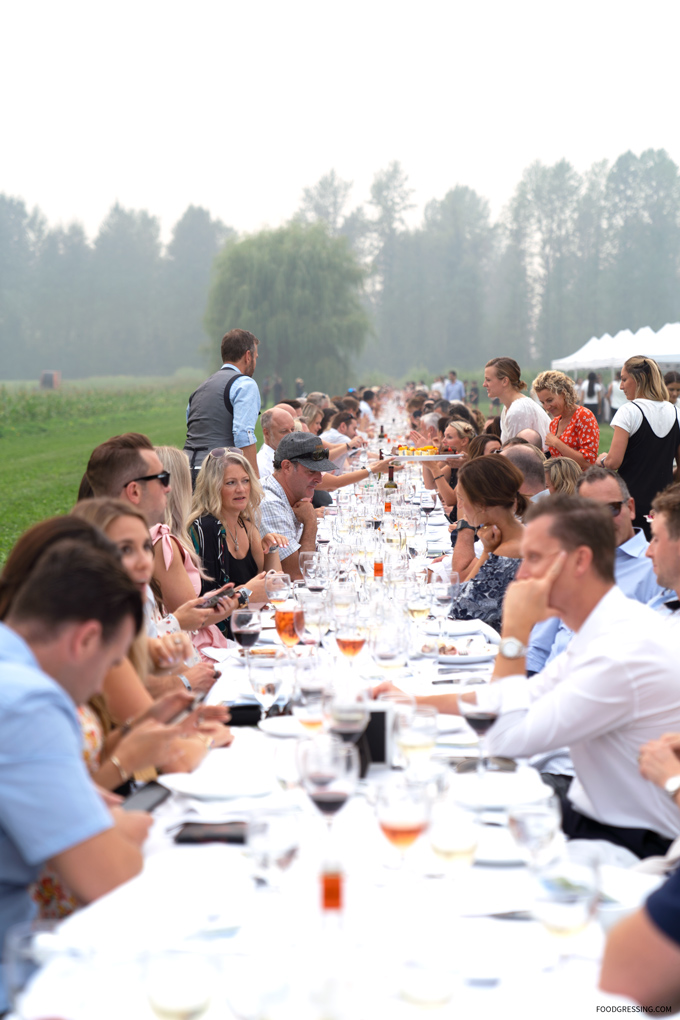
[274,432,334,471]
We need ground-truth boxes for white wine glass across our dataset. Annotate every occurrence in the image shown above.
[265,572,292,608]
[532,857,598,970]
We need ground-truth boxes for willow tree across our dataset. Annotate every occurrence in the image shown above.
[204,222,371,395]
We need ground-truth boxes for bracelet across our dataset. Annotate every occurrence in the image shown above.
[178,673,192,691]
[433,474,445,481]
[109,755,130,784]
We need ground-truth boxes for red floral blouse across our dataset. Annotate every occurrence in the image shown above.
[546,405,599,464]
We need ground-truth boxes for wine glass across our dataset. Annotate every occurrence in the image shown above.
[508,795,562,869]
[457,677,500,776]
[146,948,219,1020]
[370,618,410,675]
[247,807,301,888]
[394,706,438,775]
[249,656,285,722]
[294,593,330,649]
[323,686,370,745]
[376,776,431,868]
[334,608,367,671]
[274,600,304,651]
[331,542,354,581]
[429,799,479,878]
[230,609,261,673]
[429,582,453,663]
[265,573,292,608]
[532,856,599,969]
[377,691,416,768]
[420,492,436,517]
[298,735,359,830]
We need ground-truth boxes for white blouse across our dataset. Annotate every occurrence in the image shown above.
[500,396,551,445]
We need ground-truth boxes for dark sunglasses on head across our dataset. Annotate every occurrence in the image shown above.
[126,470,170,487]
[292,449,328,462]
[607,501,624,517]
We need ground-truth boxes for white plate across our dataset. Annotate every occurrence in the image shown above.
[451,769,554,811]
[415,643,498,665]
[258,716,306,738]
[159,765,273,800]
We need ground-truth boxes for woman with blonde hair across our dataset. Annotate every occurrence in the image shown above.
[423,418,478,510]
[153,446,236,658]
[598,356,680,535]
[534,369,599,469]
[299,401,324,435]
[189,449,289,617]
[483,357,550,445]
[545,457,581,495]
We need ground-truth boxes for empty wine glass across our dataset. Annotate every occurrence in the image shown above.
[298,735,359,830]
[370,618,410,674]
[429,582,453,663]
[247,807,301,888]
[249,656,286,721]
[508,794,562,869]
[265,573,292,608]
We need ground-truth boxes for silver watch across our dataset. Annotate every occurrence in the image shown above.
[498,637,527,659]
[664,775,680,799]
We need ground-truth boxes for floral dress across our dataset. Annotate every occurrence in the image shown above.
[546,405,599,464]
[31,705,104,919]
[453,554,521,633]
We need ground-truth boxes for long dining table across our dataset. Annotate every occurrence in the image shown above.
[15,500,655,1019]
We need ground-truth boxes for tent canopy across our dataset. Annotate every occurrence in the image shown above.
[551,323,680,372]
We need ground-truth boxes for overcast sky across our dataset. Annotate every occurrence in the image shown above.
[2,0,678,241]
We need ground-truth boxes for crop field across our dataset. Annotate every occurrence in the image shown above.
[0,377,611,564]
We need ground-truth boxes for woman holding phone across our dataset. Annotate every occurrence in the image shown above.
[189,448,289,623]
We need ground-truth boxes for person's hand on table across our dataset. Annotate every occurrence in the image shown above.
[135,689,194,725]
[638,739,680,788]
[178,662,220,694]
[261,532,289,554]
[111,807,153,847]
[113,719,183,774]
[372,681,403,699]
[174,703,231,741]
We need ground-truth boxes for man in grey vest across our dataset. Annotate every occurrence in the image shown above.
[185,328,261,478]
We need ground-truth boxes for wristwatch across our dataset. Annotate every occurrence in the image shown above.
[237,587,252,607]
[664,775,680,799]
[498,637,527,659]
[456,520,478,534]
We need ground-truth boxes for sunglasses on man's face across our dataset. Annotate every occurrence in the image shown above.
[126,470,171,487]
[607,501,624,517]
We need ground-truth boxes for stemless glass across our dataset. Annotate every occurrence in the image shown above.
[298,735,359,830]
[377,776,431,867]
[247,807,301,888]
[265,573,292,608]
[429,798,479,877]
[146,948,219,1020]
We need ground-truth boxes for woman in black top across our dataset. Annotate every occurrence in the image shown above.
[189,449,288,632]
[599,356,680,537]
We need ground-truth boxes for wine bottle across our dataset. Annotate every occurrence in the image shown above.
[378,424,385,439]
[383,464,397,513]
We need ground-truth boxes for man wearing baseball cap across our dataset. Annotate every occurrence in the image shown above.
[259,433,334,580]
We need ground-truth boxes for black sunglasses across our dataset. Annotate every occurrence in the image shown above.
[292,449,328,462]
[126,470,171,487]
[607,501,624,517]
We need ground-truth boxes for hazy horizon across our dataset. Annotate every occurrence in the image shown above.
[2,0,678,241]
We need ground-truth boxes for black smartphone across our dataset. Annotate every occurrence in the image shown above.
[197,582,233,609]
[168,689,208,725]
[174,821,247,845]
[122,781,171,813]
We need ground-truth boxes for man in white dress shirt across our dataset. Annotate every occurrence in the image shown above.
[257,408,295,479]
[378,495,680,857]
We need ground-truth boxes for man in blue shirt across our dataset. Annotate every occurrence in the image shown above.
[185,328,262,478]
[0,539,149,1011]
[444,370,465,403]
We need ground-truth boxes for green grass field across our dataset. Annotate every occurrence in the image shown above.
[0,378,612,564]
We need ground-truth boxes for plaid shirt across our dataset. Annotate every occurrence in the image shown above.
[260,475,303,558]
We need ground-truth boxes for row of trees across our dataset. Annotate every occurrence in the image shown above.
[0,200,232,378]
[2,148,680,386]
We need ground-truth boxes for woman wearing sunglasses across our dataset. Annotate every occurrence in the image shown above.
[189,449,289,624]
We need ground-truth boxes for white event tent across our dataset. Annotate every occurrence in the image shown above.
[551,322,680,372]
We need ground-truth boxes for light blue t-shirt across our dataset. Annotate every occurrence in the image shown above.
[0,624,112,1011]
